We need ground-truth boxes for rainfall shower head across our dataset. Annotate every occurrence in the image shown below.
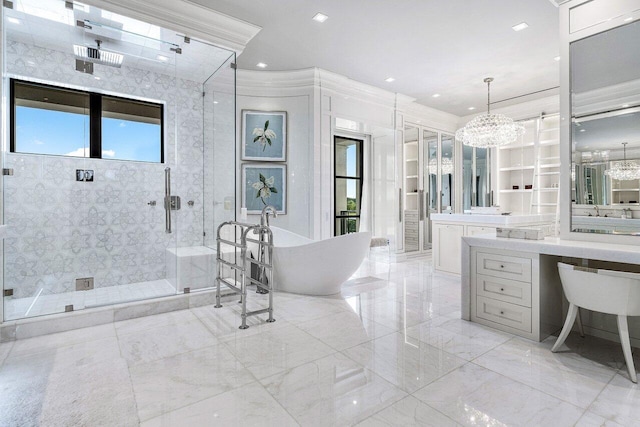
[73,40,123,68]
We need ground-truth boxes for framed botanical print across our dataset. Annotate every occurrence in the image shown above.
[242,163,287,214]
[241,110,287,161]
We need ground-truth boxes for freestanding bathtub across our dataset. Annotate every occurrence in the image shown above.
[269,227,371,296]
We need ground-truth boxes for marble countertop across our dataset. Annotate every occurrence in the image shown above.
[463,234,640,264]
[431,213,556,225]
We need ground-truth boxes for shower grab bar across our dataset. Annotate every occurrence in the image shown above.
[164,167,171,233]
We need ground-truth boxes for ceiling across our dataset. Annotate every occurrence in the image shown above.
[191,0,561,116]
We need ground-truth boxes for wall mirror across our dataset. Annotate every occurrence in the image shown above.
[570,18,640,235]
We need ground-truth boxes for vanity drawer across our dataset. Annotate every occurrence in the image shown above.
[476,252,532,282]
[476,296,532,333]
[476,274,532,307]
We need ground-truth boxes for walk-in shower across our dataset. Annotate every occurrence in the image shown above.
[1,0,236,321]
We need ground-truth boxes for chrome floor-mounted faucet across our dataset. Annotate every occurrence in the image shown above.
[261,205,278,226]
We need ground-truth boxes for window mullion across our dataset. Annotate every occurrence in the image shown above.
[90,93,102,159]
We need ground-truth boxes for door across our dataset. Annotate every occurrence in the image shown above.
[422,129,438,250]
[334,136,363,236]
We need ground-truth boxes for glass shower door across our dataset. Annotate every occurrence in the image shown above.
[1,2,182,320]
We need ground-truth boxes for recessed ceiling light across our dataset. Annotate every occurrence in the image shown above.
[432,93,441,98]
[624,16,633,22]
[312,12,328,23]
[157,55,169,62]
[213,101,219,104]
[94,76,101,80]
[256,62,267,68]
[622,104,630,108]
[579,129,586,132]
[554,56,561,61]
[7,17,21,24]
[385,77,395,82]
[468,107,476,111]
[512,22,529,31]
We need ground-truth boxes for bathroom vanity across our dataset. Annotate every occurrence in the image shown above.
[430,213,555,274]
[462,235,640,344]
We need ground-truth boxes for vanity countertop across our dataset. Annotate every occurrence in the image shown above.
[572,216,640,226]
[463,234,640,264]
[431,213,556,225]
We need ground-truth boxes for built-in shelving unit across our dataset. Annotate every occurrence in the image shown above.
[404,139,419,251]
[497,114,560,215]
[610,173,640,205]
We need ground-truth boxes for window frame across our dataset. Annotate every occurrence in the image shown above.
[10,78,164,163]
[333,135,364,236]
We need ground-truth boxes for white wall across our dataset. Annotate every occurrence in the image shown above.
[236,70,315,238]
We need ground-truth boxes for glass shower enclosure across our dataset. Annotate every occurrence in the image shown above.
[1,0,236,321]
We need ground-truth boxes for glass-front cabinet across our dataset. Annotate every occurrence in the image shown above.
[402,124,456,254]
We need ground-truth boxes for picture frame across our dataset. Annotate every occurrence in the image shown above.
[241,110,287,161]
[241,163,287,214]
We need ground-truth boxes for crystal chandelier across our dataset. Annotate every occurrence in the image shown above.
[604,142,640,181]
[455,77,525,148]
[428,157,454,175]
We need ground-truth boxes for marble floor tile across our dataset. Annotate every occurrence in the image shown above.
[129,345,256,422]
[473,336,617,408]
[405,318,514,361]
[140,381,298,427]
[261,352,406,426]
[0,341,14,366]
[342,332,466,393]
[575,411,627,427]
[192,303,289,340]
[276,296,353,322]
[413,363,584,427]
[9,323,116,357]
[357,395,461,427]
[589,372,640,425]
[0,341,136,427]
[114,308,199,336]
[117,317,218,365]
[298,310,396,351]
[357,298,445,331]
[223,324,335,380]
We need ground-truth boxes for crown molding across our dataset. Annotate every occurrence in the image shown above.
[237,69,317,94]
[573,79,640,117]
[86,0,261,53]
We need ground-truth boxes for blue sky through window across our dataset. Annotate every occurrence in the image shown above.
[16,106,89,156]
[15,106,161,162]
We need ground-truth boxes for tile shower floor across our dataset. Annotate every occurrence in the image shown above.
[4,279,176,321]
[1,256,640,425]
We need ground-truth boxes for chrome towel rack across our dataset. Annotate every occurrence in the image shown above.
[215,221,275,329]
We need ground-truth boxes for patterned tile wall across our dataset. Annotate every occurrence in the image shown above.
[3,40,220,298]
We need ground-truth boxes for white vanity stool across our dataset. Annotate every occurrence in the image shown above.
[552,262,640,383]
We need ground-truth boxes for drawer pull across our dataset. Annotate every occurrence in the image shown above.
[500,288,504,291]
[500,265,504,268]
[500,311,504,315]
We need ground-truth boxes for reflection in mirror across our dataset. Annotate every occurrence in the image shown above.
[441,134,454,212]
[463,146,490,210]
[570,19,640,234]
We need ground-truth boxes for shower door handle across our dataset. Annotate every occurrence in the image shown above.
[164,167,172,233]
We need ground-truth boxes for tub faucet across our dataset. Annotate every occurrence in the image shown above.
[261,205,278,227]
[594,205,600,217]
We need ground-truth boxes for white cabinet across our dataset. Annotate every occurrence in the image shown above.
[433,223,463,273]
[469,247,562,341]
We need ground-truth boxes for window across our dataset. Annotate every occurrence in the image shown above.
[11,79,163,162]
[334,136,363,236]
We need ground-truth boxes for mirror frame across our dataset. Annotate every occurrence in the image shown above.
[560,0,640,243]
